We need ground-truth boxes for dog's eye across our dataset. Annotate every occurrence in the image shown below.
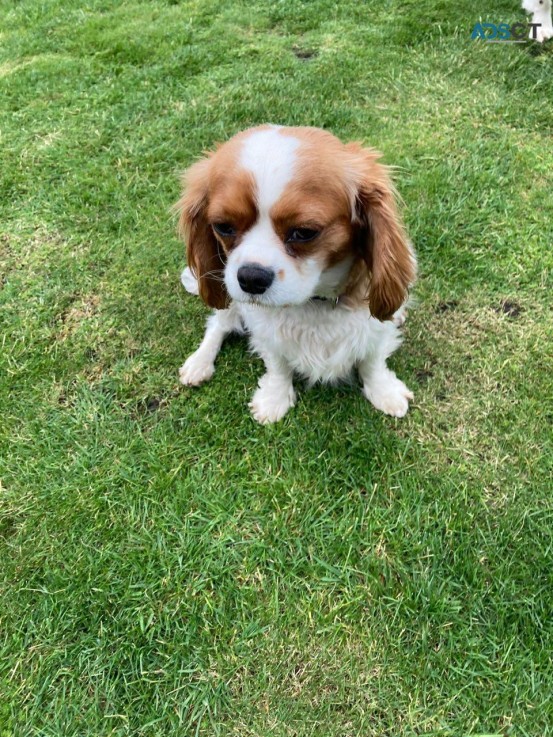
[212,223,236,237]
[286,227,320,243]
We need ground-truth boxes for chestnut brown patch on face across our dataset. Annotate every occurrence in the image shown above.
[175,132,263,309]
[270,140,357,269]
[271,128,415,318]
[207,164,257,253]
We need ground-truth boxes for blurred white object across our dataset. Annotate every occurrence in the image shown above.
[522,0,553,41]
[180,266,199,295]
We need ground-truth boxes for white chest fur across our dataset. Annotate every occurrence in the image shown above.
[238,301,402,384]
[179,266,413,422]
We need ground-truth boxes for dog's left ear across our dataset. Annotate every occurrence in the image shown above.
[346,144,416,321]
[174,156,229,310]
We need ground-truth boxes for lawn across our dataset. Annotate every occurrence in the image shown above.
[1,0,552,735]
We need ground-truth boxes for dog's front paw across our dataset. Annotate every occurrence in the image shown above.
[179,352,214,386]
[363,370,414,418]
[249,377,296,424]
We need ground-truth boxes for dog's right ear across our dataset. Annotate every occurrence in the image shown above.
[174,157,229,310]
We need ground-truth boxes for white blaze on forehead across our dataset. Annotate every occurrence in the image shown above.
[239,128,300,213]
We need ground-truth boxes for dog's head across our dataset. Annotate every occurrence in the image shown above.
[175,125,415,320]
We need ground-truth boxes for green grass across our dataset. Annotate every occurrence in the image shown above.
[1,0,552,735]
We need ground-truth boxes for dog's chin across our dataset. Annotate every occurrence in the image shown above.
[228,285,316,309]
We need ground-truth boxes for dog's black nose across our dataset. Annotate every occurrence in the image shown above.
[237,264,275,295]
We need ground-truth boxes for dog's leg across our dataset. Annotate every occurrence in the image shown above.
[249,352,296,425]
[358,324,413,418]
[179,305,243,386]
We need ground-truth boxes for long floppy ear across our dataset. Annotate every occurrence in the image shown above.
[174,157,229,310]
[346,144,416,321]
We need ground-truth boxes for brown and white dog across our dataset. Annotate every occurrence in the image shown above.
[175,125,416,424]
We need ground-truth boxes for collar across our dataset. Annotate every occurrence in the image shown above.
[310,295,342,307]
